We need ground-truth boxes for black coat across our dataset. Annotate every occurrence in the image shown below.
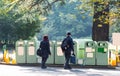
[40,40,51,58]
[65,36,74,53]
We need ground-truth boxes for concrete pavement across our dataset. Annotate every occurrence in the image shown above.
[0,64,120,76]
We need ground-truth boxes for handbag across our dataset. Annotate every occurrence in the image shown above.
[70,54,76,64]
[37,48,42,57]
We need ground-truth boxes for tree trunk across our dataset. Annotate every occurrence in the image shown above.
[92,2,109,41]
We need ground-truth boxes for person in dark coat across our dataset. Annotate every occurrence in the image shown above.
[63,32,74,69]
[40,35,51,69]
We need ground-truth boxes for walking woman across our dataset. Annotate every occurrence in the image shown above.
[39,35,51,69]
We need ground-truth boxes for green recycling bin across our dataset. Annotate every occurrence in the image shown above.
[46,41,55,64]
[96,41,109,65]
[16,40,27,63]
[83,41,96,65]
[54,41,65,64]
[26,40,37,63]
[75,39,92,65]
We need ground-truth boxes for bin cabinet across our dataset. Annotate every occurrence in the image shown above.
[83,41,96,65]
[76,39,92,65]
[26,40,37,63]
[16,40,27,63]
[54,41,65,64]
[96,41,108,65]
[46,41,54,64]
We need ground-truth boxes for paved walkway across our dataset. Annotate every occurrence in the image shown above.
[0,64,120,76]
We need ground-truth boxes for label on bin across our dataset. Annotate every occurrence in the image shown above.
[87,53,93,58]
[78,59,83,64]
[28,47,35,55]
[86,47,92,52]
[18,47,24,56]
[57,47,63,56]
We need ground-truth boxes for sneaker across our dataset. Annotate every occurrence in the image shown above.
[41,66,47,69]
[64,66,72,69]
[68,65,72,69]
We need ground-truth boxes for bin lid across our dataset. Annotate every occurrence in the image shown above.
[74,39,92,48]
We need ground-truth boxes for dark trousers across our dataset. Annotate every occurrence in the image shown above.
[64,52,71,68]
[41,57,48,68]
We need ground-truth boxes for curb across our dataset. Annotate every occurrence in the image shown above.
[0,62,116,69]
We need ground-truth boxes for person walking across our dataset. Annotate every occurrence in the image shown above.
[62,32,75,69]
[39,35,51,69]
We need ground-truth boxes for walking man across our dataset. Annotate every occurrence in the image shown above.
[62,32,75,69]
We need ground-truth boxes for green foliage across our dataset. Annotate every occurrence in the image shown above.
[4,0,65,15]
[0,15,15,40]
[0,0,42,41]
[38,1,93,40]
[14,14,41,40]
[1,0,120,42]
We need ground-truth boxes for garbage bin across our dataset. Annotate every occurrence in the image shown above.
[96,41,108,65]
[26,40,37,63]
[46,41,55,64]
[75,39,92,65]
[83,41,96,65]
[54,41,65,64]
[16,40,27,64]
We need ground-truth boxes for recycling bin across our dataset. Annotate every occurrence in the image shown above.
[26,40,37,63]
[46,41,55,64]
[16,40,27,63]
[96,41,108,65]
[75,39,92,65]
[83,41,96,65]
[54,41,65,64]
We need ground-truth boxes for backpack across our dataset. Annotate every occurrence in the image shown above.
[61,38,68,52]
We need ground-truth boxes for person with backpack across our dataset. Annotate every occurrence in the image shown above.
[39,35,51,69]
[61,32,75,69]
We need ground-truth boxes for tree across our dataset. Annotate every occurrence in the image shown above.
[92,1,109,41]
[2,0,120,41]
[78,0,120,41]
[14,15,41,40]
[37,1,93,40]
[1,0,65,40]
[0,0,46,41]
[4,0,65,15]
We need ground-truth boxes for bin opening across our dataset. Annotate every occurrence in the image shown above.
[18,44,23,46]
[98,43,106,46]
[103,43,106,46]
[86,43,93,47]
[30,44,34,46]
[98,43,103,46]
